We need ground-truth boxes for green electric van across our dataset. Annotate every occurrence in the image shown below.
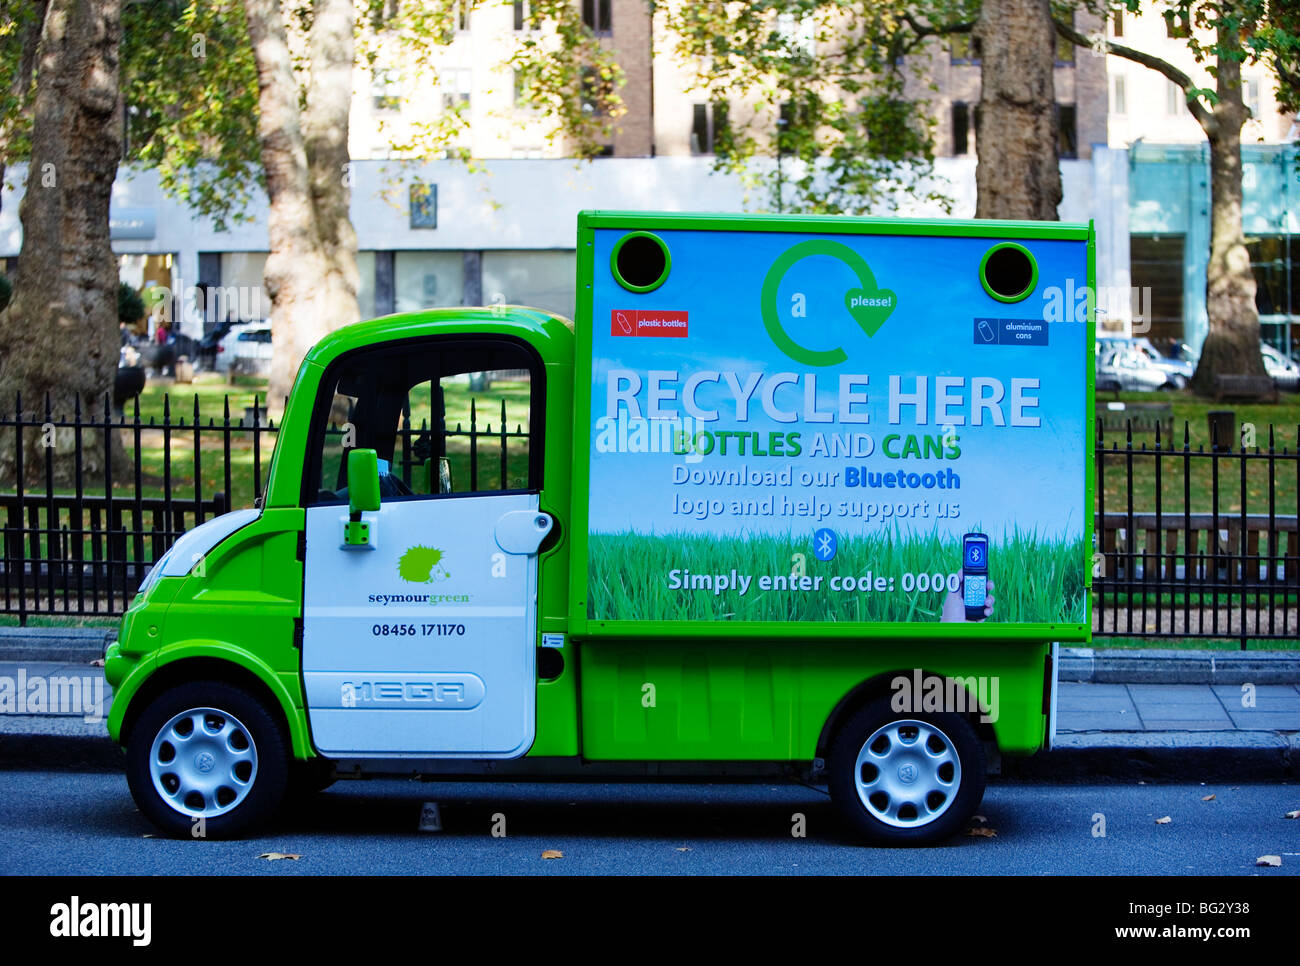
[106,211,1093,844]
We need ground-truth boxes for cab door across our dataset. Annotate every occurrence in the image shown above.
[300,337,548,758]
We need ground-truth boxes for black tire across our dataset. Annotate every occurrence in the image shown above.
[125,681,289,839]
[828,696,986,846]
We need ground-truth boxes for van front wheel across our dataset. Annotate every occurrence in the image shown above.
[126,681,289,839]
[828,698,985,846]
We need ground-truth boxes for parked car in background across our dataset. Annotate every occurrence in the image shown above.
[1098,335,1193,383]
[215,322,273,375]
[1261,344,1300,391]
[1097,346,1183,391]
[197,319,237,371]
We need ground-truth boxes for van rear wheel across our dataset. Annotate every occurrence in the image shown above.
[126,681,289,839]
[828,697,985,846]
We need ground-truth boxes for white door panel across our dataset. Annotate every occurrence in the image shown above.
[302,492,542,758]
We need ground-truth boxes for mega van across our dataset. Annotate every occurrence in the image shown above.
[105,212,1093,844]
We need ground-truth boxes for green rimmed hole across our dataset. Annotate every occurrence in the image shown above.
[980,242,1038,303]
[610,232,671,293]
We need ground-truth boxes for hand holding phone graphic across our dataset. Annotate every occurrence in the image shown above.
[961,532,990,622]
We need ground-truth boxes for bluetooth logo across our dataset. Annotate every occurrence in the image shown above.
[814,528,838,562]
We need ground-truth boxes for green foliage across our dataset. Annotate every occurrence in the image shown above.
[117,282,145,325]
[1098,1,1297,115]
[662,1,977,215]
[0,0,45,173]
[121,0,262,231]
[508,0,627,158]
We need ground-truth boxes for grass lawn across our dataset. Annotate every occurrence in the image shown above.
[1098,389,1300,516]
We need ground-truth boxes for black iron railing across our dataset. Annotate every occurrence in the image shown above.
[1094,419,1300,649]
[3,389,1298,648]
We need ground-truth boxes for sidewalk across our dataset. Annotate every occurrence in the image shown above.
[0,647,1298,777]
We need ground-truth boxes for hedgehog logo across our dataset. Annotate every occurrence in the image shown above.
[397,545,451,584]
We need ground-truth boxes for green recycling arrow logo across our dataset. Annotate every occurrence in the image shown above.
[760,239,897,366]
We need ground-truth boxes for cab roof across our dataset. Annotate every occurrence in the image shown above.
[301,305,575,370]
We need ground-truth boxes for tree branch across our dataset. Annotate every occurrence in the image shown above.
[1053,17,1217,135]
[902,12,975,40]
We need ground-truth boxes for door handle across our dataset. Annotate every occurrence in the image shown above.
[494,510,554,555]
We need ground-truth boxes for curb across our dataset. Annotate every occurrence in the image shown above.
[1004,731,1299,781]
[0,627,114,664]
[0,734,124,770]
[1060,648,1300,685]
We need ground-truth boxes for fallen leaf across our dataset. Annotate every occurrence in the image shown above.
[1202,794,1216,802]
[971,814,988,825]
[258,852,301,861]
[964,827,997,837]
[1257,855,1281,867]
[89,658,105,667]
[541,849,563,860]
[1155,816,1172,824]
[141,833,155,839]
[1138,780,1146,785]
[1286,810,1300,820]
[675,847,691,852]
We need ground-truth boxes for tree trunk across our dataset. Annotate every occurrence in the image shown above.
[1189,29,1267,395]
[973,0,1061,220]
[0,0,124,489]
[243,0,358,416]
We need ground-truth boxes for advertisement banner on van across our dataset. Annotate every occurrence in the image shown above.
[585,226,1090,628]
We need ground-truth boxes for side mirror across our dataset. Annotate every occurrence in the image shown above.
[348,448,381,514]
[344,449,380,549]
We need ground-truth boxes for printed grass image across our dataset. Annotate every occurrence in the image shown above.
[589,527,1088,624]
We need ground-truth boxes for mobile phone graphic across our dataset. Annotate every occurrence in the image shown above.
[962,532,990,622]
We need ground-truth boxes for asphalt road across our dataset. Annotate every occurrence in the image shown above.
[0,770,1296,875]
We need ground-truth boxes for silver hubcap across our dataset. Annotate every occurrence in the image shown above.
[149,707,258,819]
[853,719,962,828]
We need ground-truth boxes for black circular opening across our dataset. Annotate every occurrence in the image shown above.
[615,234,667,289]
[983,246,1035,299]
[537,647,565,681]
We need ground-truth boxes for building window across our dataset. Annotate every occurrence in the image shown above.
[1056,12,1075,63]
[513,1,529,31]
[1056,104,1077,159]
[371,68,402,112]
[454,0,470,31]
[1111,75,1126,115]
[582,0,611,34]
[1244,76,1260,117]
[690,101,729,155]
[1112,11,1123,37]
[950,33,981,64]
[442,69,472,112]
[951,102,970,156]
[580,66,611,117]
[1130,234,1186,343]
[1166,80,1185,115]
